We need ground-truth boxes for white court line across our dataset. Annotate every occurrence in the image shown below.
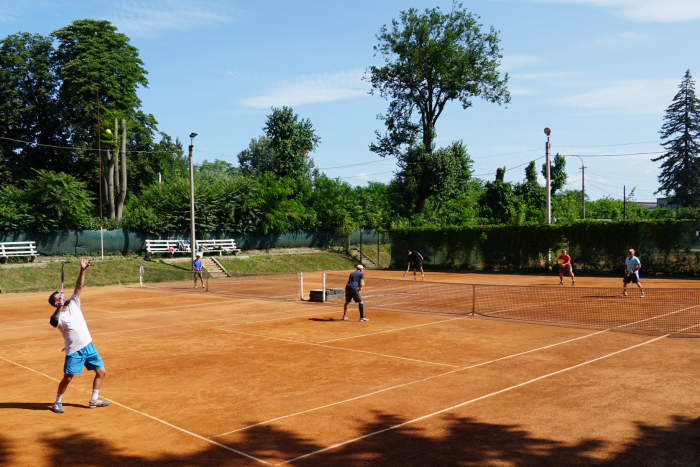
[212,329,609,438]
[216,328,460,368]
[318,316,467,344]
[0,355,270,465]
[617,304,700,329]
[279,333,669,465]
[0,310,335,348]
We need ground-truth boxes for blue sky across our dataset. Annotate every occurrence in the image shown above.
[2,0,699,201]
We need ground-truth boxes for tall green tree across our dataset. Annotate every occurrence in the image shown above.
[263,106,320,182]
[0,33,68,179]
[393,140,474,213]
[652,70,700,207]
[541,154,567,195]
[237,136,277,176]
[52,20,148,145]
[366,2,509,159]
[515,161,546,222]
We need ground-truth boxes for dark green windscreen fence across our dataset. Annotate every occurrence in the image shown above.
[390,221,700,275]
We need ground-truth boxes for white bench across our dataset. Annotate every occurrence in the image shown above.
[0,241,38,261]
[195,239,241,256]
[145,239,191,256]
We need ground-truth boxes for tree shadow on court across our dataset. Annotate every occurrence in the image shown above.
[16,412,700,466]
[0,402,86,411]
[0,435,9,466]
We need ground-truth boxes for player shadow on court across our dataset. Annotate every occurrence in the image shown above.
[308,317,339,322]
[0,402,86,411]
[15,412,700,466]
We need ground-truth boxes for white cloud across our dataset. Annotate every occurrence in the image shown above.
[110,1,236,37]
[553,79,678,115]
[352,172,373,182]
[501,54,544,71]
[595,31,643,47]
[241,69,369,108]
[525,0,700,23]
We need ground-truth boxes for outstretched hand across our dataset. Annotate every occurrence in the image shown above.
[80,258,92,270]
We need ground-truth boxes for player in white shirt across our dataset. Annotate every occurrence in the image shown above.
[48,258,109,413]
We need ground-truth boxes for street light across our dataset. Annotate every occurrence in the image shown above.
[188,133,198,261]
[544,128,551,224]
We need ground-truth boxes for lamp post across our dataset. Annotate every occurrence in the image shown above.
[188,133,198,261]
[566,155,586,220]
[544,128,551,224]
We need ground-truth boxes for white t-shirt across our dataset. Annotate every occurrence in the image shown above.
[56,295,93,354]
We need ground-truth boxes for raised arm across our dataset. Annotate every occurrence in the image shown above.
[73,258,92,298]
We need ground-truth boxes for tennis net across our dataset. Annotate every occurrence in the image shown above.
[139,267,302,300]
[324,274,700,337]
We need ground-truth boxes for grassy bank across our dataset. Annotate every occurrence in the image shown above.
[0,250,357,294]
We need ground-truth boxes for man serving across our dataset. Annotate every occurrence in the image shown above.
[48,258,109,413]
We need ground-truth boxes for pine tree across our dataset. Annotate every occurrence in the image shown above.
[653,70,700,207]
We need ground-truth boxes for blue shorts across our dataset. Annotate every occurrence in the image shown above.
[623,273,640,284]
[64,342,104,375]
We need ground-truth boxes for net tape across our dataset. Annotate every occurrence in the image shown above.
[325,274,700,337]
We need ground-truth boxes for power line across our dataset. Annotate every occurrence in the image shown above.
[0,136,181,155]
[563,151,663,157]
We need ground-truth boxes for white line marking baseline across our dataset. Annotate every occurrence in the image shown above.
[216,328,460,368]
[278,333,669,465]
[212,329,609,438]
[0,356,269,465]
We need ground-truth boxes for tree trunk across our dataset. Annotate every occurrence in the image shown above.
[113,118,120,205]
[106,149,115,219]
[415,195,427,214]
[116,118,127,220]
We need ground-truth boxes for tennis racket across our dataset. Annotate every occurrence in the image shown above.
[402,266,409,278]
[59,261,65,299]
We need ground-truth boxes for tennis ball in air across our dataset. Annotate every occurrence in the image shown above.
[105,129,112,135]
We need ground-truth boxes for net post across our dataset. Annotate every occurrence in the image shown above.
[322,272,326,303]
[299,272,304,300]
[139,266,143,288]
[205,272,209,292]
[472,284,476,316]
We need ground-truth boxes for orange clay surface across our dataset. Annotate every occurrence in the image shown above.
[1,270,699,466]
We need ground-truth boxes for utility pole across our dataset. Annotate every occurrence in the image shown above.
[96,88,104,260]
[623,185,626,220]
[544,128,551,224]
[581,163,586,219]
[188,133,198,261]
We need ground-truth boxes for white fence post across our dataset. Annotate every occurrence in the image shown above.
[322,272,326,303]
[299,272,304,300]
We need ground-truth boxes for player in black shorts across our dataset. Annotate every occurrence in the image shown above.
[342,265,368,322]
[406,250,425,281]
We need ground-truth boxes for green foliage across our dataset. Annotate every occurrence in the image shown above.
[393,141,474,214]
[52,19,148,145]
[653,70,700,207]
[0,33,68,180]
[237,136,277,176]
[541,154,567,195]
[479,180,516,224]
[367,2,510,159]
[262,106,320,182]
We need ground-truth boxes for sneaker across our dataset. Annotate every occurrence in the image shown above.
[52,402,64,414]
[640,292,645,298]
[89,398,110,408]
[194,285,198,289]
[558,281,564,285]
[572,281,575,286]
[360,317,369,322]
[341,316,348,321]
[620,292,627,297]
[413,277,417,281]
[421,276,425,281]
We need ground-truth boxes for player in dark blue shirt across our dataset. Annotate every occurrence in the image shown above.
[405,250,425,281]
[342,265,368,322]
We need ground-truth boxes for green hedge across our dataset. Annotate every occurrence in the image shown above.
[390,220,700,275]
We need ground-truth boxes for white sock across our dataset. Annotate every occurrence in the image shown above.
[55,393,63,403]
[91,389,99,401]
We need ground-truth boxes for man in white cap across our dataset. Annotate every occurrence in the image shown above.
[192,252,204,289]
[342,265,368,322]
[621,248,644,298]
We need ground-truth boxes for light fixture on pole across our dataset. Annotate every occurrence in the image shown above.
[188,133,198,261]
[544,127,551,224]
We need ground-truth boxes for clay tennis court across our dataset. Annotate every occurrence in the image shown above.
[1,270,699,466]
